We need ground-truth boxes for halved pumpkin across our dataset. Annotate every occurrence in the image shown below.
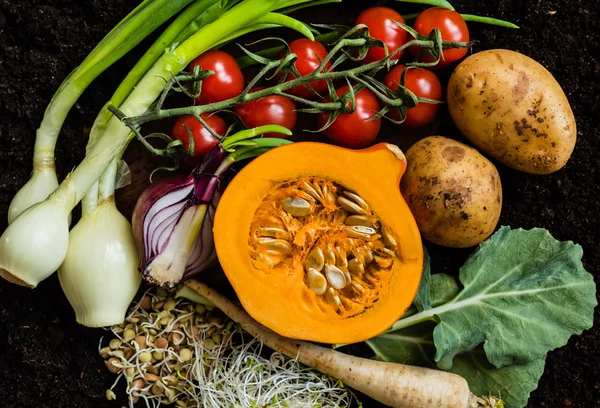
[213,142,423,344]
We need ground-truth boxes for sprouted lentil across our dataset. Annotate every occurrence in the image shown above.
[100,287,357,408]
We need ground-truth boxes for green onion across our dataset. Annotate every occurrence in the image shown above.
[7,0,195,224]
[0,0,307,288]
[82,0,225,215]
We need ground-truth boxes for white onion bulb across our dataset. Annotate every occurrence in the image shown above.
[58,197,141,327]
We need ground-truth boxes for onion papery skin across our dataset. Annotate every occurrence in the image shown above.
[132,145,229,287]
[58,198,141,327]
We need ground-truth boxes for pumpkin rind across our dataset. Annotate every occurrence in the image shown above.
[213,142,423,344]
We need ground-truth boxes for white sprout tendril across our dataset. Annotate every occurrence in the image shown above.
[100,287,357,408]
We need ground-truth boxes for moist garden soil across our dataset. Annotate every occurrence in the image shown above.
[0,0,598,407]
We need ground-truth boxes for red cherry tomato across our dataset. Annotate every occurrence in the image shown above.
[408,7,469,69]
[280,39,332,99]
[171,113,227,159]
[317,86,381,149]
[355,7,408,64]
[234,87,297,138]
[383,65,442,128]
[188,50,244,104]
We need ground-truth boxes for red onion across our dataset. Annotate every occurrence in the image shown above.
[132,145,231,287]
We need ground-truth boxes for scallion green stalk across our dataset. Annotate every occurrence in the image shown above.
[82,0,225,215]
[8,0,195,224]
[0,0,300,288]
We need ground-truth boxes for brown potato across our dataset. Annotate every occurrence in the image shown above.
[447,49,576,174]
[401,137,502,248]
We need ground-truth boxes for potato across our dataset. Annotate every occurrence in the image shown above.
[447,49,576,174]
[401,136,502,248]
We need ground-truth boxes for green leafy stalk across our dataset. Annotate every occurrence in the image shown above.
[36,0,194,154]
[214,13,315,48]
[82,0,224,215]
[8,0,196,224]
[366,227,597,408]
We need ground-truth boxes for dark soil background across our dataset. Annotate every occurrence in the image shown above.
[0,0,598,407]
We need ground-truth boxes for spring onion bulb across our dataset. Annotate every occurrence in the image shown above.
[0,192,72,287]
[0,0,312,287]
[7,0,196,224]
[58,196,141,327]
[133,126,292,287]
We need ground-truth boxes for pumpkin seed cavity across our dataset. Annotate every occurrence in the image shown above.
[249,177,398,318]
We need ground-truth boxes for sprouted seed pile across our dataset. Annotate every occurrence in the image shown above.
[100,288,357,407]
[249,177,398,318]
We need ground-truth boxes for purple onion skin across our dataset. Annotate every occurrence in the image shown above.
[132,174,189,266]
[192,144,226,203]
[131,144,231,286]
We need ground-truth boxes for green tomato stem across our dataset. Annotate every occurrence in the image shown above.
[122,38,434,126]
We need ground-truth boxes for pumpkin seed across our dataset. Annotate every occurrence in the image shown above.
[299,180,322,201]
[337,196,365,214]
[280,197,312,217]
[352,282,365,295]
[323,244,336,265]
[348,258,364,276]
[257,238,292,255]
[345,226,376,239]
[305,247,324,272]
[307,268,327,295]
[355,246,374,265]
[335,246,348,269]
[257,226,290,241]
[325,264,347,290]
[325,288,341,312]
[381,247,396,258]
[344,271,352,286]
[344,215,372,227]
[343,191,370,211]
[382,226,397,250]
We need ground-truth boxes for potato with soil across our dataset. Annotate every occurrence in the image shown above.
[401,136,502,248]
[447,49,576,174]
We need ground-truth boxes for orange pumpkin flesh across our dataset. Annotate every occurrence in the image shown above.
[213,142,423,344]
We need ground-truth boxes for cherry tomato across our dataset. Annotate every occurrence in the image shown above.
[171,113,227,159]
[234,87,297,138]
[188,50,244,104]
[408,8,469,69]
[280,39,332,99]
[355,7,408,64]
[383,65,442,128]
[317,86,381,149]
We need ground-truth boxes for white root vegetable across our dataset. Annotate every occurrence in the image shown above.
[185,280,499,408]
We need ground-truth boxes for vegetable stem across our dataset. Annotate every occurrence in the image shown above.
[8,0,196,223]
[185,280,493,408]
[119,37,435,127]
[460,14,519,29]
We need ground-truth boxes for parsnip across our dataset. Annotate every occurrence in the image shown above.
[185,280,501,408]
